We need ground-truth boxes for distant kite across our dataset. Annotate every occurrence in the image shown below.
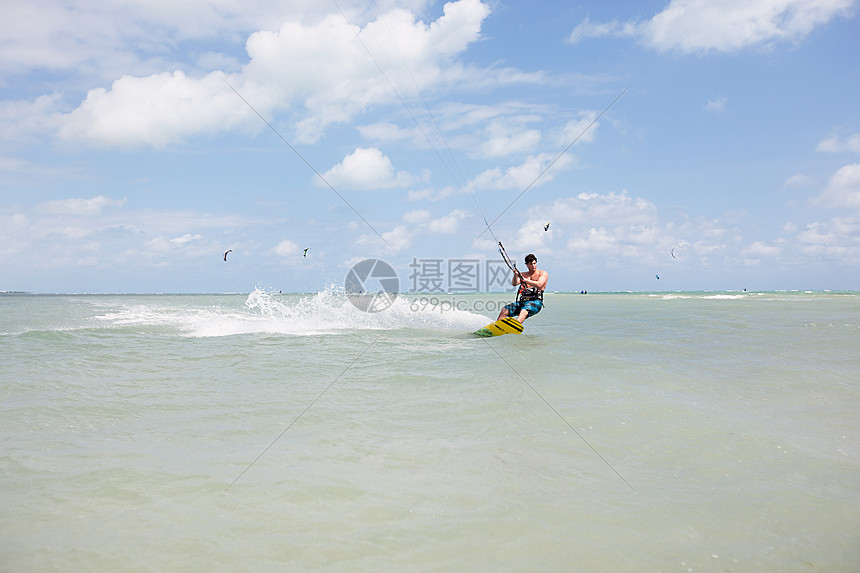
[671,242,687,259]
[303,248,310,258]
[223,249,232,261]
[655,274,660,280]
[544,222,550,231]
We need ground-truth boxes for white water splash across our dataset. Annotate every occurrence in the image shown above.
[89,287,489,337]
[240,286,487,337]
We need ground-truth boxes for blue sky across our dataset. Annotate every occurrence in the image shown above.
[1,0,858,294]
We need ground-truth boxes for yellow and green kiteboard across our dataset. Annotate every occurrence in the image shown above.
[474,317,524,337]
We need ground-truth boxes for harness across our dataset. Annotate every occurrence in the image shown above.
[498,242,544,305]
[517,283,544,303]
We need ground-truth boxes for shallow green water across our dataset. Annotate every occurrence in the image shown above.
[1,290,858,571]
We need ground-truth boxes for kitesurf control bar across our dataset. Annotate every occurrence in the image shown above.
[498,242,524,281]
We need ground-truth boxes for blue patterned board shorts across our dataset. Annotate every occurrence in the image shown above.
[504,299,543,318]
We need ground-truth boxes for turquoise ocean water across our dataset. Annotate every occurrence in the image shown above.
[1,289,858,571]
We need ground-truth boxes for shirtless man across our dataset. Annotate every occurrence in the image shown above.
[497,253,548,323]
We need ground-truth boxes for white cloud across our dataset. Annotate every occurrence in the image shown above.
[171,233,203,245]
[36,195,127,216]
[783,173,817,188]
[559,112,599,146]
[408,186,457,202]
[58,71,249,148]
[39,1,493,148]
[1,197,261,271]
[358,122,418,143]
[459,109,599,193]
[568,227,619,254]
[403,209,431,224]
[689,239,727,263]
[705,97,728,113]
[361,102,557,167]
[320,147,418,190]
[142,233,204,255]
[0,0,368,78]
[812,163,860,209]
[266,0,491,143]
[426,209,468,233]
[377,225,414,253]
[513,216,553,252]
[795,216,860,261]
[471,153,574,191]
[477,121,541,158]
[817,132,860,153]
[0,94,65,143]
[506,190,743,267]
[271,239,300,256]
[644,0,855,53]
[564,223,675,264]
[568,0,856,54]
[741,240,781,259]
[559,190,659,226]
[546,190,673,261]
[355,207,471,254]
[567,16,638,44]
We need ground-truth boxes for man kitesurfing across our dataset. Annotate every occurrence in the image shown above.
[474,245,548,337]
[498,252,548,324]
